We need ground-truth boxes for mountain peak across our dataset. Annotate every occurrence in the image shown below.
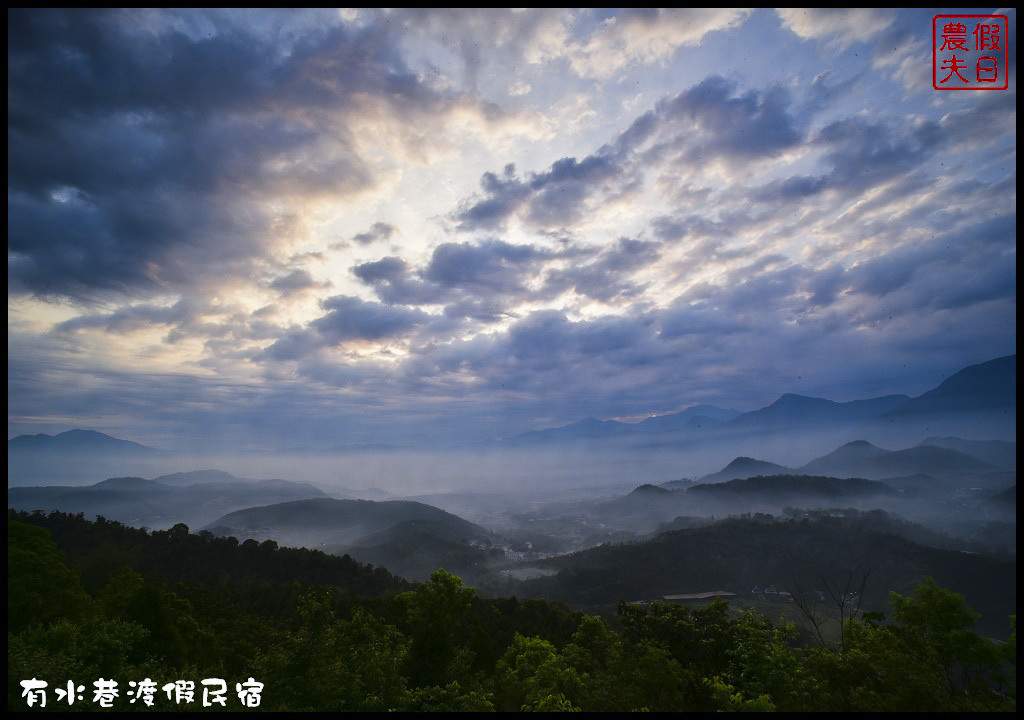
[700,456,792,483]
[886,355,1016,416]
[839,440,884,451]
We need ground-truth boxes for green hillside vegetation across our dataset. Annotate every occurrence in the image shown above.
[519,515,1015,640]
[8,510,1015,712]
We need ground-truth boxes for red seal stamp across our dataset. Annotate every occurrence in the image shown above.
[933,15,1009,90]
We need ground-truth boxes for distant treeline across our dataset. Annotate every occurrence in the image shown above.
[8,510,1016,712]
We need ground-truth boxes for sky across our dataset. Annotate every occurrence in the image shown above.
[7,8,1017,451]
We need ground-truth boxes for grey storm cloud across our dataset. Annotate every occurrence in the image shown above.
[406,309,668,399]
[454,75,806,234]
[54,300,195,335]
[424,239,549,291]
[505,311,653,360]
[352,239,566,312]
[353,257,409,284]
[755,115,944,202]
[262,295,430,361]
[6,9,461,301]
[659,302,749,339]
[313,295,430,342]
[846,213,1016,312]
[269,269,326,293]
[352,222,398,246]
[543,237,660,302]
[455,155,622,231]
[656,76,803,161]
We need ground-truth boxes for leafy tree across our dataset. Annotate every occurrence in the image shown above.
[8,521,94,631]
[703,676,775,712]
[255,592,409,711]
[399,569,477,688]
[889,578,1010,708]
[495,634,580,711]
[401,682,494,712]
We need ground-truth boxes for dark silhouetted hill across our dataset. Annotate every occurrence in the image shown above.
[519,516,1015,638]
[687,474,899,501]
[8,429,161,455]
[729,394,910,428]
[917,437,1016,470]
[886,355,1015,416]
[204,497,490,549]
[700,456,792,483]
[799,441,995,479]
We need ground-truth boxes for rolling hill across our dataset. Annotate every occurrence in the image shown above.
[798,441,995,480]
[517,516,1015,638]
[204,497,491,550]
[699,456,792,483]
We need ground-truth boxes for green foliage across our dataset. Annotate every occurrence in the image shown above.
[726,610,811,710]
[402,682,495,712]
[801,618,947,711]
[495,634,580,711]
[255,592,409,711]
[8,521,94,631]
[400,569,478,688]
[703,676,775,712]
[888,577,1011,709]
[7,511,1016,713]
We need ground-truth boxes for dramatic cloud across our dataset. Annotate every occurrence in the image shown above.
[7,9,509,301]
[263,296,431,361]
[7,8,1015,449]
[652,76,804,162]
[543,238,661,303]
[455,156,624,231]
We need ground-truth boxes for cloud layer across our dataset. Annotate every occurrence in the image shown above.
[8,8,1016,449]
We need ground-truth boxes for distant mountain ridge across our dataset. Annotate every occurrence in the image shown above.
[697,436,1005,484]
[500,417,634,445]
[7,471,326,530]
[496,355,1014,445]
[885,355,1016,416]
[727,394,910,429]
[9,354,1014,454]
[635,404,742,431]
[8,429,160,455]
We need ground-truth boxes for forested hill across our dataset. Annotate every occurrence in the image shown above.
[520,515,1015,640]
[8,510,1016,713]
[12,510,408,598]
